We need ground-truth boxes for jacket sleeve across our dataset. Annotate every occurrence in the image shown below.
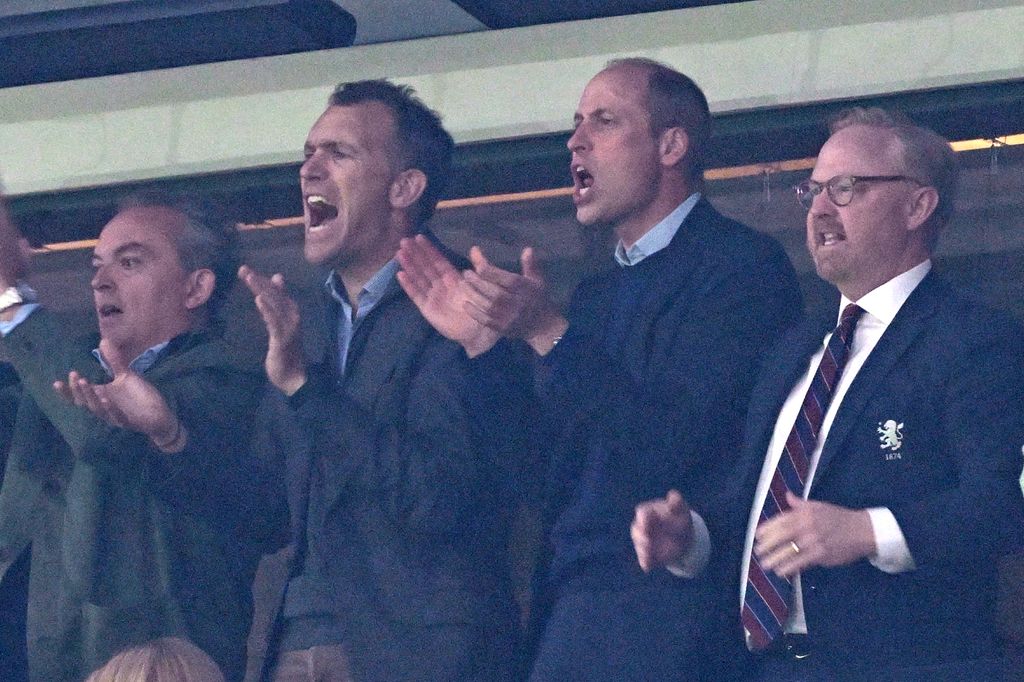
[0,309,107,457]
[1,310,286,549]
[888,321,1024,574]
[141,362,287,551]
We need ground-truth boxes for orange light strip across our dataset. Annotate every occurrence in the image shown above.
[950,133,1024,152]
[29,134,1023,253]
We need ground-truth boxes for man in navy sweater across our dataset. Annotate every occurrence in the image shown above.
[397,58,801,680]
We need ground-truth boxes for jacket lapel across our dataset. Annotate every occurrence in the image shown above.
[640,198,712,301]
[342,287,430,403]
[810,273,943,487]
[627,199,716,373]
[741,314,832,484]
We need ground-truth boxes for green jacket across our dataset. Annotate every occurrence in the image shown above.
[0,310,286,682]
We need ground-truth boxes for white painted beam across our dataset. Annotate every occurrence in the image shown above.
[1,0,1022,195]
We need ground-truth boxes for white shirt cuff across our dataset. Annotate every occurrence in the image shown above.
[0,302,39,336]
[867,506,916,574]
[666,510,711,579]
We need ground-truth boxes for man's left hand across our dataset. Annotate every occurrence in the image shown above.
[396,235,500,357]
[754,491,876,578]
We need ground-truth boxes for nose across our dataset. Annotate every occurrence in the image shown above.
[567,124,587,153]
[300,149,325,182]
[91,264,112,291]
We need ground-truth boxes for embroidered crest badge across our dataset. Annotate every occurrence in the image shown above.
[877,420,904,453]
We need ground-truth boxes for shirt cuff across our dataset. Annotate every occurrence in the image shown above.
[0,302,39,336]
[867,507,916,574]
[666,510,711,579]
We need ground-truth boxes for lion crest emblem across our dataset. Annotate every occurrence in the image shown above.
[877,420,904,451]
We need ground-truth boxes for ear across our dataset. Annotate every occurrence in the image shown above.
[388,168,428,211]
[184,268,216,310]
[658,127,690,168]
[905,185,939,232]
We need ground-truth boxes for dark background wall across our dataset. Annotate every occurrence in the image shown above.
[10,140,1022,366]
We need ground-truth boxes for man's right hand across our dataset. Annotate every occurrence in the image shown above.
[54,339,188,453]
[396,235,500,358]
[238,265,307,395]
[631,489,694,573]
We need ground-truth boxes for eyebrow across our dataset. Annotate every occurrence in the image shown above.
[575,107,613,121]
[305,139,359,155]
[92,241,152,263]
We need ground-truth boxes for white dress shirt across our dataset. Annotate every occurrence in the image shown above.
[738,259,932,636]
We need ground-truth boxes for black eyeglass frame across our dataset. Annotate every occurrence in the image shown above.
[794,174,922,210]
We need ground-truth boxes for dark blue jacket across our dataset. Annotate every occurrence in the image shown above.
[732,272,1024,678]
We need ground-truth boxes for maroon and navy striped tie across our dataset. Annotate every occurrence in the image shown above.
[742,303,864,650]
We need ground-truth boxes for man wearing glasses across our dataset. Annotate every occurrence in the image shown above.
[633,108,1024,679]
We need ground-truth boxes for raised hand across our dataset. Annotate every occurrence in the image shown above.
[631,489,694,572]
[0,191,29,288]
[54,338,186,452]
[396,235,500,357]
[238,265,306,395]
[459,246,567,356]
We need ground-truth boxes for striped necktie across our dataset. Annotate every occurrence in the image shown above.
[742,303,864,650]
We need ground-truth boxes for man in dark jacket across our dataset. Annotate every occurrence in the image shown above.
[240,79,527,682]
[397,58,802,681]
[632,109,1024,680]
[0,191,286,681]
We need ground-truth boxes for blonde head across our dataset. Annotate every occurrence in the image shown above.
[86,637,225,682]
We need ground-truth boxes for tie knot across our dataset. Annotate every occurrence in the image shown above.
[836,303,864,346]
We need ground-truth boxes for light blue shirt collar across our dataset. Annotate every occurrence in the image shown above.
[614,192,702,267]
[0,302,39,337]
[326,259,400,377]
[325,259,400,315]
[92,340,170,376]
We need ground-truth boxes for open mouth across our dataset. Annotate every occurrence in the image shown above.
[572,164,594,196]
[306,195,339,228]
[812,218,846,247]
[818,228,846,246]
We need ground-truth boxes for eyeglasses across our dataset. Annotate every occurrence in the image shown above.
[794,174,921,210]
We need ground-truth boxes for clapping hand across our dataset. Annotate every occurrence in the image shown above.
[238,265,307,395]
[396,235,500,357]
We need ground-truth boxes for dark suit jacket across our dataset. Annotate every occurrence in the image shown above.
[532,199,802,678]
[256,271,529,682]
[0,311,286,682]
[0,363,29,682]
[734,272,1024,677]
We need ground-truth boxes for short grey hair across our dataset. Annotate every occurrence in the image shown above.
[604,57,711,182]
[830,107,958,241]
[117,191,240,315]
